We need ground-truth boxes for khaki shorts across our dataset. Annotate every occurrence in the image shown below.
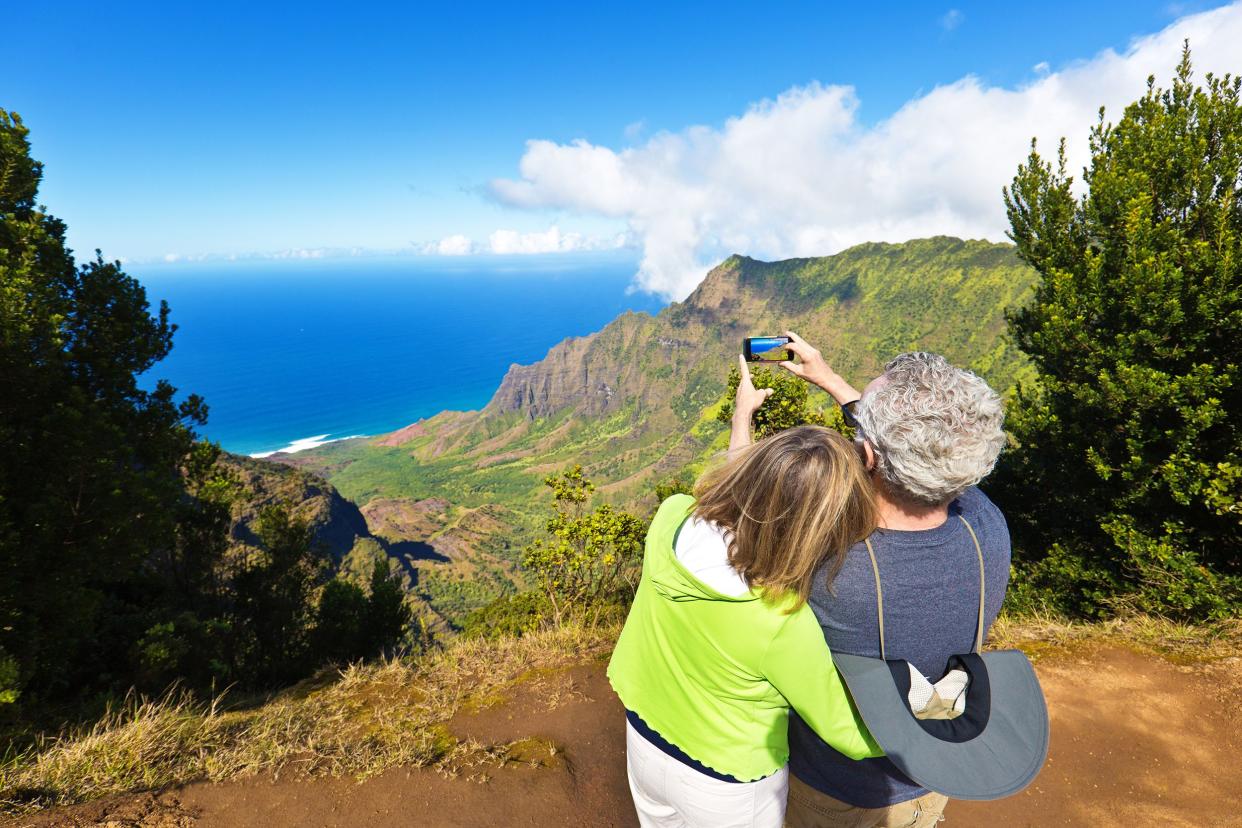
[784,773,948,828]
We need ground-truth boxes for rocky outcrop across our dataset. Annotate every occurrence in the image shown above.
[220,453,373,563]
[478,260,756,424]
[485,313,654,420]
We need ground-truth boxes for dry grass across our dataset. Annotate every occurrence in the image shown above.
[989,612,1242,663]
[0,624,618,816]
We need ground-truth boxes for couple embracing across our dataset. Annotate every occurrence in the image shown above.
[608,333,1010,828]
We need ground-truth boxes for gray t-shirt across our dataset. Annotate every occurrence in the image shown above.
[788,486,1011,808]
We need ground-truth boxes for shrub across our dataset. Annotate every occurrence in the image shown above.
[460,591,551,639]
[715,365,828,439]
[521,467,646,628]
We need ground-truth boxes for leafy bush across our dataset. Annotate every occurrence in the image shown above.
[0,652,19,706]
[521,467,646,628]
[653,471,695,502]
[460,590,551,639]
[714,364,855,440]
[715,365,827,438]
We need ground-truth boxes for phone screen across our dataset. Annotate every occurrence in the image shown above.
[744,336,793,363]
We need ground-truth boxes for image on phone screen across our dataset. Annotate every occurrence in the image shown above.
[744,336,793,363]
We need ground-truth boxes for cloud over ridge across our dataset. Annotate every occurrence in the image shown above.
[490,3,1242,299]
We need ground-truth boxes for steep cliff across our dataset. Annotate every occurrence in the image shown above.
[487,312,656,420]
[480,255,755,423]
[221,453,373,562]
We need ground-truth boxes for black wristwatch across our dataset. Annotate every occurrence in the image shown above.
[841,399,861,429]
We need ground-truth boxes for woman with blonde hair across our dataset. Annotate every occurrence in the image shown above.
[608,356,882,828]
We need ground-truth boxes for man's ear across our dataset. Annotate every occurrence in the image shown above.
[861,439,877,471]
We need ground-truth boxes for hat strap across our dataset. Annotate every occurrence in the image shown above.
[864,537,887,661]
[959,515,986,655]
[862,515,985,662]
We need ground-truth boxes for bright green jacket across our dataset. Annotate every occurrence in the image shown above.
[608,494,882,782]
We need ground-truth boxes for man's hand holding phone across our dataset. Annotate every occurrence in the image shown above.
[778,330,861,405]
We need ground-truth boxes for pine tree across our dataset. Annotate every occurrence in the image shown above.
[365,558,411,654]
[994,46,1242,619]
[230,506,324,685]
[0,110,208,700]
[313,579,371,664]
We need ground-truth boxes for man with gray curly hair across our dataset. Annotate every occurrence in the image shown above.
[777,333,1012,828]
[851,351,1008,506]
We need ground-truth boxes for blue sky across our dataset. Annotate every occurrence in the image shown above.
[6,1,1237,277]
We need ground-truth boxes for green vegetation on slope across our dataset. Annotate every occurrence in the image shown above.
[288,236,1039,592]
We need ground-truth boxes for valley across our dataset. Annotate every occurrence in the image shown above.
[268,236,1038,626]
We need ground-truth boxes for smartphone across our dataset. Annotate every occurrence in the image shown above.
[743,336,793,363]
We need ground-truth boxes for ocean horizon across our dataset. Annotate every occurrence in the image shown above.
[137,253,667,457]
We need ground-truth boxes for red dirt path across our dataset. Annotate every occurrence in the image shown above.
[8,647,1241,827]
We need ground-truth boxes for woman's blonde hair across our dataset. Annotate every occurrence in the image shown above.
[693,425,876,610]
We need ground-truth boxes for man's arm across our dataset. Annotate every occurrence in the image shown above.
[779,330,861,405]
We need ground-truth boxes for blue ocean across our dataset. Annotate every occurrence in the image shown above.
[137,254,667,457]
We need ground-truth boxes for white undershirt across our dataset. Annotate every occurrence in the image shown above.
[673,515,751,597]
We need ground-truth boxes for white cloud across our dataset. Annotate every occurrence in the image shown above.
[267,247,327,260]
[941,9,964,31]
[143,247,364,265]
[489,226,579,254]
[417,226,628,256]
[1033,60,1051,74]
[423,234,475,256]
[488,225,626,254]
[489,2,1242,299]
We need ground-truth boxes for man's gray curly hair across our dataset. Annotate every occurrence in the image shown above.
[853,352,1006,506]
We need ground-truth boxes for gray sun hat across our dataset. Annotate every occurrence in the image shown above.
[832,515,1050,801]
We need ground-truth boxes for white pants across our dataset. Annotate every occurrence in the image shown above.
[625,720,790,828]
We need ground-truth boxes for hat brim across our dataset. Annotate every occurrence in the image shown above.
[833,649,1049,801]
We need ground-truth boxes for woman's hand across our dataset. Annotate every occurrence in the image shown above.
[735,354,774,417]
[779,330,859,404]
[731,355,772,450]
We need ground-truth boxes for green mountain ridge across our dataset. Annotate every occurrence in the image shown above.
[274,236,1038,623]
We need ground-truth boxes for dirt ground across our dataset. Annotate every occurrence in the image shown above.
[8,646,1242,828]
